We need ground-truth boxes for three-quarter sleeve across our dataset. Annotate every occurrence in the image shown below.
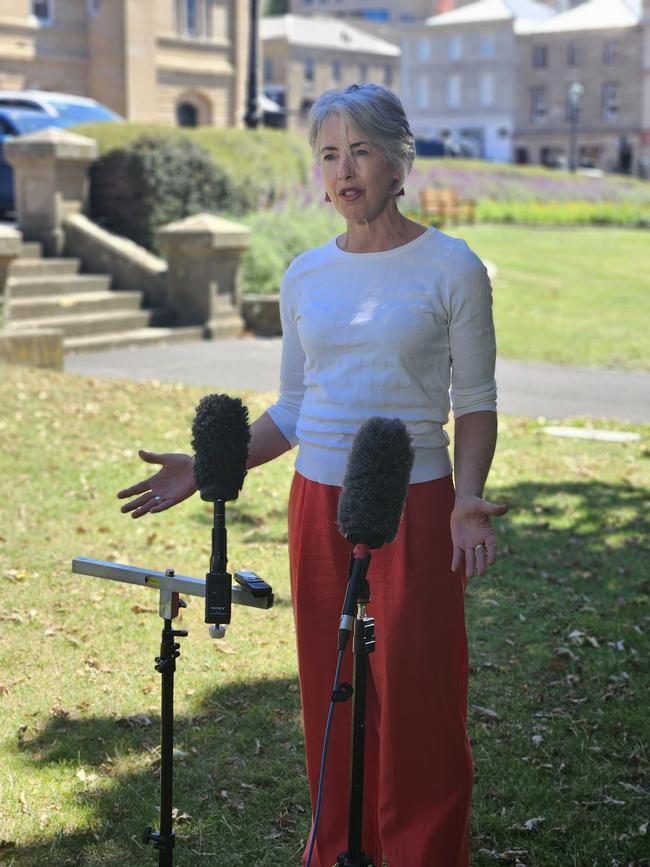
[266,272,306,447]
[447,241,497,419]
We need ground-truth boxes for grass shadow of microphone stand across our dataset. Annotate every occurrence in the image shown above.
[5,676,309,867]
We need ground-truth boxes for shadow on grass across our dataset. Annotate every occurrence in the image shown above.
[5,477,649,866]
[191,504,289,545]
[488,477,649,591]
[468,478,649,866]
[5,677,307,867]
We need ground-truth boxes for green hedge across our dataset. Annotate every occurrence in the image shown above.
[75,122,313,218]
[240,205,343,295]
[89,136,234,250]
[475,198,650,227]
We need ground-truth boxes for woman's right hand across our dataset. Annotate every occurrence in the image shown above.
[117,450,197,519]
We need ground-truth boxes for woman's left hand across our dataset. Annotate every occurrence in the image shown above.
[450,494,509,579]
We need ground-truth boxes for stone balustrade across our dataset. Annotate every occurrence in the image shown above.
[4,127,97,257]
[156,213,250,337]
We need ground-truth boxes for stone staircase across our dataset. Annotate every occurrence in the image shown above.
[5,242,204,353]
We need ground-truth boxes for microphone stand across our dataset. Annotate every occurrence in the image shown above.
[72,557,274,867]
[143,574,187,866]
[336,549,377,867]
[204,499,232,638]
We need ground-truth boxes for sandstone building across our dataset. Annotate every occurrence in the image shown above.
[513,0,650,174]
[0,0,251,127]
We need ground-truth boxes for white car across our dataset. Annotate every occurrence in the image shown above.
[0,90,122,124]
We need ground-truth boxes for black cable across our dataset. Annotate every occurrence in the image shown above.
[304,647,346,867]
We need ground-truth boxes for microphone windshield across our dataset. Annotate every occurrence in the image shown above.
[191,394,250,502]
[337,417,414,548]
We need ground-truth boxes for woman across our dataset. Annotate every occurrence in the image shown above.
[118,84,508,867]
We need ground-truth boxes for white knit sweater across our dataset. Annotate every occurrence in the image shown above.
[267,227,497,486]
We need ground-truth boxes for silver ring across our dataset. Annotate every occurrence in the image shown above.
[153,495,162,504]
[474,544,485,552]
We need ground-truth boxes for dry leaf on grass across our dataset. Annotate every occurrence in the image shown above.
[509,816,545,832]
[472,705,499,722]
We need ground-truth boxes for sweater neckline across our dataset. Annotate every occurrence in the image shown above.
[330,226,436,259]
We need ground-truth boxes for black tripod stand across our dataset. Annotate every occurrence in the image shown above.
[335,553,377,867]
[143,574,187,866]
[71,556,273,867]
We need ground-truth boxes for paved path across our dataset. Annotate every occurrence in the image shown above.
[65,337,650,424]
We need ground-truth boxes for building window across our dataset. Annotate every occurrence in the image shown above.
[530,85,546,124]
[204,0,213,38]
[32,0,53,24]
[416,75,430,109]
[480,72,494,107]
[417,37,430,63]
[384,64,393,87]
[602,82,619,121]
[564,82,585,124]
[448,35,462,61]
[264,57,273,84]
[305,58,315,82]
[603,40,621,65]
[447,74,461,108]
[332,60,341,83]
[567,42,584,67]
[479,32,495,59]
[176,0,212,38]
[532,44,548,68]
[359,62,368,82]
[185,0,198,35]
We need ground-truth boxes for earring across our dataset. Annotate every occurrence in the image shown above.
[325,192,331,202]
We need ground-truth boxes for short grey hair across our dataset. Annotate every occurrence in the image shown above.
[308,84,416,186]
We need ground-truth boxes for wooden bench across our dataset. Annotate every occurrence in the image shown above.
[419,188,476,225]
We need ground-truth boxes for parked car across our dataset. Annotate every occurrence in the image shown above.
[0,93,121,214]
[0,90,122,125]
[415,137,445,158]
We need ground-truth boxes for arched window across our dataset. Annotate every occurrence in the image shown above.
[176,102,198,127]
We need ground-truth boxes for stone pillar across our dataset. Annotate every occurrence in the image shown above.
[4,128,97,257]
[156,213,250,338]
[0,225,21,300]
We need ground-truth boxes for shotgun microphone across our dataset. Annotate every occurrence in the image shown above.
[337,416,414,549]
[191,393,250,503]
[191,394,250,631]
[335,417,414,650]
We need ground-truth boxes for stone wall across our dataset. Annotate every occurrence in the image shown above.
[63,213,168,309]
[0,329,63,371]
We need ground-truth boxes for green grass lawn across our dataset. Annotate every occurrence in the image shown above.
[449,225,650,372]
[241,214,650,372]
[1,366,648,866]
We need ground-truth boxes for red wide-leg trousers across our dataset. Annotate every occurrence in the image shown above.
[288,471,473,867]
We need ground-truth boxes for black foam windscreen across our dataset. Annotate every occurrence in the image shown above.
[191,393,250,502]
[337,417,414,548]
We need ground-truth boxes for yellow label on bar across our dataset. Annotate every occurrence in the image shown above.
[145,576,160,588]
